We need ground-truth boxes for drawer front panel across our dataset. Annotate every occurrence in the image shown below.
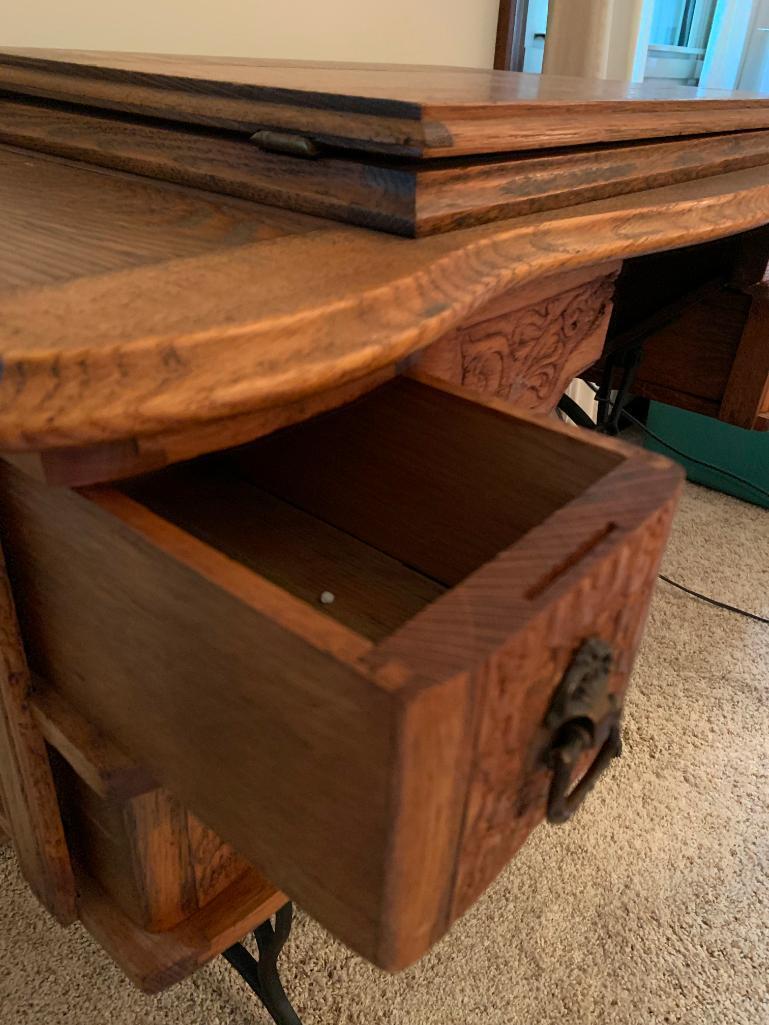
[361,408,682,935]
[451,498,674,918]
[0,465,394,962]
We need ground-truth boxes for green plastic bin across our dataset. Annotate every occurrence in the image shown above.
[644,401,769,510]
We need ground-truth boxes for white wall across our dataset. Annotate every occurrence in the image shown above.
[2,0,500,68]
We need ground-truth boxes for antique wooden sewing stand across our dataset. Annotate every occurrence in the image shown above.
[0,50,768,1023]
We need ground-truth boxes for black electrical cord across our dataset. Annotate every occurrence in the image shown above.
[574,380,769,502]
[563,383,769,626]
[617,406,769,504]
[659,574,769,626]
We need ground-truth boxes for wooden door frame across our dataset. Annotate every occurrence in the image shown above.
[495,0,530,71]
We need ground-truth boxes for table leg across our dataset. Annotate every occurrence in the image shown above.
[222,902,303,1025]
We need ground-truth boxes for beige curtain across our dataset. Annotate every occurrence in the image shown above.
[543,0,647,81]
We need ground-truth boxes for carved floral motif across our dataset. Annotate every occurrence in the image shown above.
[419,271,617,414]
[459,276,616,410]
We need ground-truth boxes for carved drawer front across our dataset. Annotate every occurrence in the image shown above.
[0,375,682,972]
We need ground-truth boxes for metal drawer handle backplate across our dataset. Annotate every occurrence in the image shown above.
[543,637,622,824]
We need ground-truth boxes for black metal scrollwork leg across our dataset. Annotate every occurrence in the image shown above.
[222,902,304,1025]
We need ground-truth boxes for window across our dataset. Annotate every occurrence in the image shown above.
[645,0,719,85]
[649,0,718,51]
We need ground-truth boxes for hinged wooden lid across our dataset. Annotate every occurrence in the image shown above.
[3,48,769,158]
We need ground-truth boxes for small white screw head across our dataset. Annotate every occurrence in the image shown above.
[319,591,335,605]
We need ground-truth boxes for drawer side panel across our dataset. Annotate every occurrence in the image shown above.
[0,461,394,962]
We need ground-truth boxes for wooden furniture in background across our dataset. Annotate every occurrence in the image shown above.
[628,281,769,430]
[602,229,769,430]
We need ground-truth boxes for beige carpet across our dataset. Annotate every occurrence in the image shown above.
[1,480,767,1025]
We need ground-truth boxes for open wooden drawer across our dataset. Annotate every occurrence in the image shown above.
[0,375,682,970]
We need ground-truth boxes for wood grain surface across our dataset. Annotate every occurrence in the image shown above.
[5,97,769,236]
[31,684,156,801]
[0,546,76,924]
[0,143,323,295]
[0,460,391,961]
[186,813,251,909]
[77,865,286,992]
[2,49,769,157]
[3,144,769,453]
[56,759,199,932]
[34,679,261,961]
[0,367,396,488]
[125,462,446,642]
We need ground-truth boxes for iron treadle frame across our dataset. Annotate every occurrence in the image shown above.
[222,902,304,1025]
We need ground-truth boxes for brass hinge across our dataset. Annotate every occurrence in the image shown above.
[249,130,320,159]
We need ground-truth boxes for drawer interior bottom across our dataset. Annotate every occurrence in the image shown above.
[122,378,622,642]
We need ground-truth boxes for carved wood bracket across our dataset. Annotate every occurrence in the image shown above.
[416,264,619,414]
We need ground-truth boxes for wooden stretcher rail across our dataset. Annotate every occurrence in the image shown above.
[22,678,288,987]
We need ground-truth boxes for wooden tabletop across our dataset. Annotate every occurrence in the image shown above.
[3,140,769,452]
[3,49,769,156]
